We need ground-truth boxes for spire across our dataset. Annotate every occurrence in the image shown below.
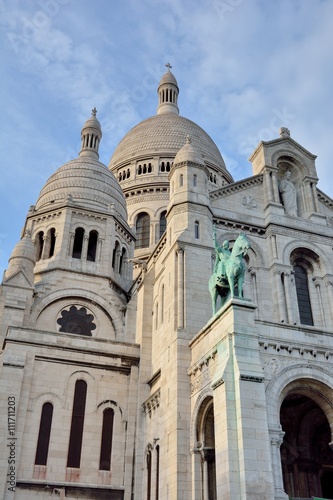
[79,108,102,159]
[157,63,179,115]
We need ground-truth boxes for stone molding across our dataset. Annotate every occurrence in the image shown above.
[209,174,263,200]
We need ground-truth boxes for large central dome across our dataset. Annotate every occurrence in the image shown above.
[109,113,229,175]
[107,66,232,258]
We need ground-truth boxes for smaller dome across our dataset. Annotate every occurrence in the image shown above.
[5,230,36,281]
[36,157,128,220]
[174,136,205,165]
[81,108,102,133]
[158,67,179,90]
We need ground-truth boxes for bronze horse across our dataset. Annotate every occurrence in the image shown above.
[209,232,250,315]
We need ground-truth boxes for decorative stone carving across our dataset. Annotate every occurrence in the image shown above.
[242,195,257,209]
[57,305,96,336]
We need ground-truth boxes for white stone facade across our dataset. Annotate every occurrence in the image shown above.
[0,70,333,500]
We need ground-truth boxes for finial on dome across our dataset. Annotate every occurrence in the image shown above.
[79,108,102,159]
[186,135,191,144]
[157,65,179,116]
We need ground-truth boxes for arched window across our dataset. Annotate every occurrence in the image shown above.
[193,174,197,187]
[119,247,126,275]
[112,241,120,270]
[196,400,217,500]
[87,230,98,262]
[135,213,150,249]
[36,231,44,261]
[67,380,87,468]
[195,221,199,239]
[48,228,56,258]
[35,402,53,466]
[294,264,314,326]
[99,408,114,471]
[147,448,152,500]
[161,285,164,324]
[180,174,184,187]
[72,228,84,259]
[159,211,167,238]
[155,445,160,500]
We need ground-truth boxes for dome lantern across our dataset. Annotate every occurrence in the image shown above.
[79,107,102,159]
[157,63,179,115]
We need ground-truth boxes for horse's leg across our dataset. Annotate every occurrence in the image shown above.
[211,286,217,315]
[228,274,235,298]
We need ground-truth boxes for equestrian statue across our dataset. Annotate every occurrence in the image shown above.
[209,226,251,315]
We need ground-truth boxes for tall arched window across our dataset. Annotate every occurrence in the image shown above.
[112,241,120,270]
[72,228,84,259]
[36,231,44,261]
[194,221,199,239]
[67,380,87,468]
[99,408,114,471]
[180,174,184,187]
[48,228,56,258]
[87,230,98,262]
[147,448,152,500]
[159,211,167,238]
[196,399,217,500]
[294,264,313,326]
[155,445,160,500]
[119,247,126,275]
[35,402,53,466]
[136,213,150,249]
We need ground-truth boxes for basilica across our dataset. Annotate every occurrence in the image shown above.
[0,67,333,500]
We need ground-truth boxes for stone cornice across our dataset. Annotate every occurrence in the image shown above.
[317,188,333,208]
[249,137,317,162]
[213,218,265,236]
[209,174,263,200]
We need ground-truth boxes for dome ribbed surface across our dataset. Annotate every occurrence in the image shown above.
[36,157,127,220]
[109,114,229,176]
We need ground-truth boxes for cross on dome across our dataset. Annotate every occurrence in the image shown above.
[165,62,172,71]
[92,107,97,117]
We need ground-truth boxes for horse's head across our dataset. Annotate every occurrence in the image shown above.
[232,232,251,257]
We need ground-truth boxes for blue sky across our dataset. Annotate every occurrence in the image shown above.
[1,0,333,275]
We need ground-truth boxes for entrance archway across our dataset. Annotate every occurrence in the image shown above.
[280,393,333,498]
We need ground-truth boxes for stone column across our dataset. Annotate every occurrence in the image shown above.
[177,247,185,329]
[250,270,259,318]
[311,182,319,212]
[269,428,289,500]
[97,238,103,262]
[270,234,278,260]
[82,235,89,261]
[271,171,280,203]
[274,271,287,323]
[283,272,294,325]
[314,279,325,327]
[264,170,274,204]
[41,235,49,260]
[68,232,75,256]
[325,281,333,324]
